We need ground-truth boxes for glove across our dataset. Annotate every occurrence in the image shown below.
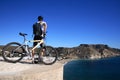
[43,33,46,38]
[41,32,46,38]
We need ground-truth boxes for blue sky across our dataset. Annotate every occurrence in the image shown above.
[0,0,120,48]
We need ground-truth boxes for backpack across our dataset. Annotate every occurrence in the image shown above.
[33,22,42,36]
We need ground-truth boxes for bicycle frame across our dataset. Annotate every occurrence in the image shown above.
[30,39,44,51]
[21,39,44,55]
[14,33,45,56]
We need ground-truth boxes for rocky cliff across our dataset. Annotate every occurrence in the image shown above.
[56,44,120,59]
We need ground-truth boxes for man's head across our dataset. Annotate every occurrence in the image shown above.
[38,16,43,21]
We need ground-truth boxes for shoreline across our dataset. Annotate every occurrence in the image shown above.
[58,55,120,65]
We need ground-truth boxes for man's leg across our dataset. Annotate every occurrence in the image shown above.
[32,39,37,63]
[39,44,45,62]
[32,50,35,63]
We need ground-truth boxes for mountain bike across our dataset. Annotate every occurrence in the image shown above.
[2,32,58,65]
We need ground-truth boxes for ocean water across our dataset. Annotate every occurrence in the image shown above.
[64,56,120,80]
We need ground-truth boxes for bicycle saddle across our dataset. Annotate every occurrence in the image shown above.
[19,32,27,36]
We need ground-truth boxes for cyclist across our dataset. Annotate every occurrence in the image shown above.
[32,16,47,63]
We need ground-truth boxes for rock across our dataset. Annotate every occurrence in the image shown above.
[0,61,63,80]
[56,44,120,59]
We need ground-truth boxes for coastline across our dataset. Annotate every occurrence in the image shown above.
[0,55,120,80]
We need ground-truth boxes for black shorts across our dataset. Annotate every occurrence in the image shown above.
[33,35,43,47]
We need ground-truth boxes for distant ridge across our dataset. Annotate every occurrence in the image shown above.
[0,44,120,59]
[56,44,120,59]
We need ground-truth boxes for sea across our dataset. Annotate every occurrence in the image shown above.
[64,56,120,80]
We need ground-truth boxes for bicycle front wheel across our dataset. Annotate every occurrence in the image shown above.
[41,46,58,65]
[2,42,24,63]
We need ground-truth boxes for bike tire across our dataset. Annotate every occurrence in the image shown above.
[2,42,24,63]
[40,46,58,65]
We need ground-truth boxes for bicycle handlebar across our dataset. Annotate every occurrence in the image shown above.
[19,32,46,40]
[19,32,27,37]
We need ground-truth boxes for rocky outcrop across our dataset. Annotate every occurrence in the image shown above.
[0,61,63,80]
[56,44,120,59]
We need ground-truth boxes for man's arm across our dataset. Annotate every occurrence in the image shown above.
[43,22,47,35]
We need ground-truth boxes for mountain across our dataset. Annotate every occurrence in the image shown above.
[0,46,4,55]
[56,44,120,59]
[0,44,120,59]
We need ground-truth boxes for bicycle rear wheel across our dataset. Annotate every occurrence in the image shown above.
[40,46,58,65]
[2,42,24,63]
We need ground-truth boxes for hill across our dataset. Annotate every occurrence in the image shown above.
[0,44,120,59]
[56,44,120,59]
